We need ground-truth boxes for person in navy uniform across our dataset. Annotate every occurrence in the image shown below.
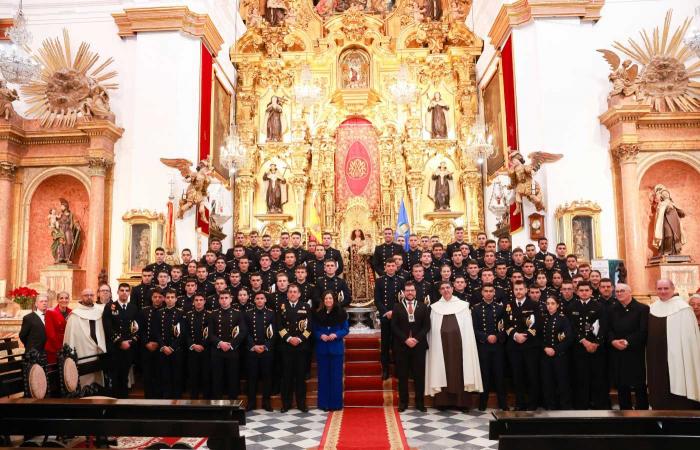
[472,284,507,411]
[277,283,312,413]
[104,283,139,398]
[145,247,172,277]
[372,227,404,275]
[404,234,422,272]
[183,293,211,399]
[155,289,185,398]
[169,266,186,297]
[391,281,430,412]
[504,280,541,411]
[321,232,344,275]
[409,264,432,307]
[208,290,248,399]
[314,259,352,308]
[131,268,154,310]
[567,281,609,409]
[139,288,165,398]
[178,278,198,312]
[195,264,216,297]
[245,291,276,411]
[374,259,405,380]
[540,296,573,410]
[312,290,350,411]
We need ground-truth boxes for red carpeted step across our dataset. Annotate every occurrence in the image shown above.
[345,349,380,362]
[345,336,381,350]
[344,390,390,406]
[344,375,384,391]
[345,361,382,376]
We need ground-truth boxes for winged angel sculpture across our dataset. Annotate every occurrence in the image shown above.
[597,49,639,98]
[508,150,563,214]
[160,158,213,222]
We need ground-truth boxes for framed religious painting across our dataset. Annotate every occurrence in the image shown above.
[119,210,164,281]
[482,62,508,178]
[210,70,233,177]
[339,48,370,89]
[555,200,602,262]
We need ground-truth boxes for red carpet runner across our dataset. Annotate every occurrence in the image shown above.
[318,335,410,449]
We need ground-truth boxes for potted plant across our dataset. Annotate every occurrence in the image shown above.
[9,286,39,315]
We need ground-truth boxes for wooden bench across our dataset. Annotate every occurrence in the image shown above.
[0,337,20,361]
[489,410,700,450]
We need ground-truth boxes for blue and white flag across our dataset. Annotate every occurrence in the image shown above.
[396,199,410,251]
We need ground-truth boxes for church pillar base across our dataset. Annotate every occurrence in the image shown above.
[39,264,86,304]
[645,261,699,298]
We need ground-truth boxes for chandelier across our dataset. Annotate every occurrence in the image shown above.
[0,1,40,85]
[488,178,511,225]
[685,6,700,58]
[294,64,321,108]
[220,123,248,177]
[389,63,417,105]
[465,109,495,164]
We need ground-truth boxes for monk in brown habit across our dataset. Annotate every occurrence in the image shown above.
[428,92,449,139]
[647,279,700,409]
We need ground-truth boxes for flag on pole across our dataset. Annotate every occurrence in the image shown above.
[396,198,410,251]
[308,192,322,244]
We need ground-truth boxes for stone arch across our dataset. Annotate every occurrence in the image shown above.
[637,151,700,182]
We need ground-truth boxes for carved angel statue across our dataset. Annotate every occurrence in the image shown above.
[508,150,563,213]
[448,0,469,23]
[406,0,425,23]
[247,6,264,27]
[0,80,19,120]
[160,158,213,222]
[598,49,639,98]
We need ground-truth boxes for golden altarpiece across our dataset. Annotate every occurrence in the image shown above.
[229,0,484,247]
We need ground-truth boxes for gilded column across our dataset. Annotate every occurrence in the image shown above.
[86,157,112,289]
[460,168,483,242]
[0,161,16,292]
[235,176,255,231]
[614,144,646,292]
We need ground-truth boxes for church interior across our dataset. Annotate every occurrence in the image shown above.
[1,0,700,449]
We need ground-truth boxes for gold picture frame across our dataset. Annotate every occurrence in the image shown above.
[211,68,233,178]
[120,209,165,280]
[555,200,602,262]
[482,61,508,178]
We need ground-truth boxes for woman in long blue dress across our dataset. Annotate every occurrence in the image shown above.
[313,290,349,411]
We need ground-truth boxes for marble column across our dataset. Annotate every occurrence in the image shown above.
[614,144,645,292]
[85,157,111,290]
[0,161,16,294]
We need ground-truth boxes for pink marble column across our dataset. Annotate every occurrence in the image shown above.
[85,157,111,290]
[0,161,16,294]
[614,144,646,292]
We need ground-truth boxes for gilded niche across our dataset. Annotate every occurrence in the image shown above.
[339,48,371,89]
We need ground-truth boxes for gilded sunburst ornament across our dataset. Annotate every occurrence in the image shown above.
[22,29,117,127]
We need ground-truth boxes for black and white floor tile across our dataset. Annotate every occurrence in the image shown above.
[242,408,328,450]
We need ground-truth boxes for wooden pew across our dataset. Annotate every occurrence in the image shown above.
[490,410,700,450]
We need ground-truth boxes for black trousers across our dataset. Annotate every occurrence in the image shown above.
[110,347,134,398]
[160,351,183,399]
[281,349,308,409]
[187,348,211,399]
[477,343,507,409]
[247,350,273,406]
[210,350,240,399]
[507,344,539,410]
[617,385,649,410]
[395,346,426,408]
[141,347,161,399]
[572,346,609,409]
[540,353,572,410]
[380,317,392,370]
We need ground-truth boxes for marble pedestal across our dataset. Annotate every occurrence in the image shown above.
[40,264,86,301]
[645,261,699,297]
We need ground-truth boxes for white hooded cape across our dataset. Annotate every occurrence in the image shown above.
[425,297,483,396]
[649,296,700,402]
[63,303,106,386]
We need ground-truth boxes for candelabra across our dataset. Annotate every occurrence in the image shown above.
[0,1,40,85]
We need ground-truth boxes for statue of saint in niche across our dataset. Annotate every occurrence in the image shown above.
[265,96,285,142]
[424,0,443,21]
[265,0,287,26]
[427,92,449,139]
[429,161,455,211]
[49,198,81,264]
[340,49,370,89]
[652,184,686,255]
[263,163,288,213]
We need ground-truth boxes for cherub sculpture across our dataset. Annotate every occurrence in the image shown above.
[597,49,639,98]
[0,80,19,120]
[508,150,563,213]
[160,158,213,222]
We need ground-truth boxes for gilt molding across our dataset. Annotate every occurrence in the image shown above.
[488,0,605,49]
[112,6,224,55]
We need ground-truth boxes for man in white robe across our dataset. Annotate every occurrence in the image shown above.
[425,281,482,409]
[64,288,107,386]
[647,279,700,409]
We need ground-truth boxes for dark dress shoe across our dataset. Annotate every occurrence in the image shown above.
[299,406,309,413]
[398,404,407,412]
[416,405,427,412]
[263,401,273,412]
[280,407,289,413]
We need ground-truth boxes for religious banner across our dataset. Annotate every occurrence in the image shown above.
[334,118,380,215]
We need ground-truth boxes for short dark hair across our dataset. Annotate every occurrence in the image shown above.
[155,247,165,252]
[118,283,131,290]
[577,281,592,290]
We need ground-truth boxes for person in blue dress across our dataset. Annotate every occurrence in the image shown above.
[313,290,349,411]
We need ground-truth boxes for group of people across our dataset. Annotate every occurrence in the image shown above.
[18,227,700,414]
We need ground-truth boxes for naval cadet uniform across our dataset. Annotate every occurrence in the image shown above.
[183,307,211,399]
[245,306,276,410]
[540,311,573,410]
[208,307,248,399]
[155,305,185,398]
[374,273,405,377]
[472,300,507,410]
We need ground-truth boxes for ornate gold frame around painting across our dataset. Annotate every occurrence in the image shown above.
[211,67,233,178]
[482,60,508,179]
[120,209,164,279]
[555,200,602,263]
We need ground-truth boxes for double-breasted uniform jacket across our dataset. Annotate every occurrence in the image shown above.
[567,298,608,346]
[607,298,649,387]
[145,262,172,276]
[504,298,541,349]
[169,279,185,297]
[155,306,185,352]
[131,282,154,310]
[308,259,326,280]
[296,281,316,308]
[404,248,422,271]
[323,246,345,275]
[139,304,164,346]
[542,311,573,355]
[245,307,276,351]
[372,242,405,275]
[177,294,196,313]
[196,279,216,297]
[207,307,248,357]
[472,301,506,345]
[183,308,210,350]
[104,300,140,349]
[496,250,513,266]
[259,268,278,291]
[391,298,431,351]
[410,278,433,307]
[233,302,254,314]
[314,275,352,307]
[374,274,405,318]
[276,300,312,352]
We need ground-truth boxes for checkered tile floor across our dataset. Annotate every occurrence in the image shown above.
[241,407,497,449]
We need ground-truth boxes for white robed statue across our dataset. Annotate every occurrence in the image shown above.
[425,282,482,407]
[64,289,107,386]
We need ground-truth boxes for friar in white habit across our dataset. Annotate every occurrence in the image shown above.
[425,281,482,409]
[64,288,107,386]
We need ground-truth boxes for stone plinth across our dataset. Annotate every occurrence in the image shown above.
[645,261,700,297]
[423,211,463,221]
[40,264,86,300]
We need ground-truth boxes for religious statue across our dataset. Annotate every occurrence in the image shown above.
[135,229,151,271]
[447,0,468,23]
[82,80,112,119]
[346,229,375,306]
[340,50,370,89]
[424,0,443,21]
[508,150,563,213]
[263,163,288,213]
[315,0,336,16]
[598,49,639,99]
[247,6,264,27]
[49,199,81,264]
[265,96,285,142]
[265,0,287,26]
[0,80,19,120]
[406,0,425,23]
[370,0,387,15]
[160,158,213,222]
[428,161,455,211]
[651,184,686,255]
[427,92,449,139]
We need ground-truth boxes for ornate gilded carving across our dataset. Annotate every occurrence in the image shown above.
[418,56,452,86]
[612,144,640,162]
[86,156,114,177]
[256,60,294,90]
[415,19,450,54]
[339,6,369,43]
[0,80,19,120]
[0,161,16,180]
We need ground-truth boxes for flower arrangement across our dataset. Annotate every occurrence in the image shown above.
[9,286,39,310]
